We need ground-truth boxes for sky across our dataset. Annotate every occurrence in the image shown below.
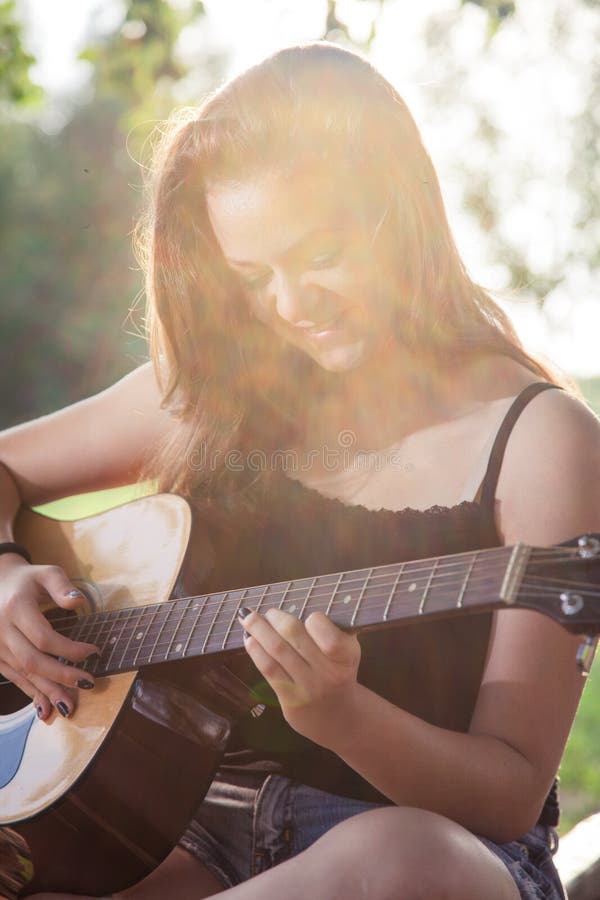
[18,0,600,377]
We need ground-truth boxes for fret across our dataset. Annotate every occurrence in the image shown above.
[164,597,195,660]
[68,611,100,675]
[119,605,156,669]
[396,559,428,615]
[102,607,136,672]
[70,606,93,645]
[239,584,268,613]
[270,577,312,618]
[132,603,161,666]
[201,593,228,653]
[84,609,114,664]
[182,596,208,656]
[350,569,370,627]
[419,558,439,614]
[221,589,251,650]
[278,580,292,611]
[147,602,174,664]
[158,600,181,662]
[325,572,344,619]
[255,584,269,615]
[383,563,405,621]
[325,571,359,628]
[456,553,477,609]
[300,576,318,620]
[68,608,93,646]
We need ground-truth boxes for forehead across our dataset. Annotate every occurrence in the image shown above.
[206,169,365,263]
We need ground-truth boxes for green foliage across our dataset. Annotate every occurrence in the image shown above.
[0,0,42,105]
[461,0,516,36]
[80,0,207,131]
[0,99,146,425]
[558,375,600,831]
[560,664,600,831]
[0,0,214,426]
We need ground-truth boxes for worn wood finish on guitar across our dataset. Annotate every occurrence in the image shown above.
[0,495,223,897]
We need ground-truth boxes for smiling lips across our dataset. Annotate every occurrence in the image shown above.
[297,310,346,337]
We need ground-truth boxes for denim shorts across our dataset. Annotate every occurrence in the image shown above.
[179,770,566,899]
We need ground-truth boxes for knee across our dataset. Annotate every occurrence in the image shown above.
[322,806,485,900]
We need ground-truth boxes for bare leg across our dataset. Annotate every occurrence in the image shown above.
[27,807,522,900]
[27,845,225,900]
[209,807,521,900]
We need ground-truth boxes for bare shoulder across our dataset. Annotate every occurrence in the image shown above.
[0,361,178,505]
[453,354,544,404]
[494,385,600,545]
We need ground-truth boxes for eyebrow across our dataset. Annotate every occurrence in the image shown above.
[225,226,346,268]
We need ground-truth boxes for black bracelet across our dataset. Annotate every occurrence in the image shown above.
[0,542,32,564]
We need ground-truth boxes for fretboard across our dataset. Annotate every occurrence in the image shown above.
[73,545,514,678]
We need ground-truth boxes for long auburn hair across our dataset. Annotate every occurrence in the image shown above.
[135,42,561,501]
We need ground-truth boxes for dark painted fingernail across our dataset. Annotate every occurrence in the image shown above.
[238,606,252,619]
[77,679,95,690]
[56,701,70,718]
[36,705,44,718]
[243,630,251,640]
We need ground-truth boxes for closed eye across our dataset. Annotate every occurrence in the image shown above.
[235,245,344,292]
[239,270,272,291]
[309,246,343,269]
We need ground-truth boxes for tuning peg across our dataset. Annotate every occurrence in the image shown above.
[576,635,598,675]
[577,536,600,559]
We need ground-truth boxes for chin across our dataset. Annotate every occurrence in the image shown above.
[312,339,368,373]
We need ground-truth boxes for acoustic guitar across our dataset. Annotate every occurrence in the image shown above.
[1,494,599,897]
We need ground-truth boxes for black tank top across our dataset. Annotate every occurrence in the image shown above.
[188,382,561,824]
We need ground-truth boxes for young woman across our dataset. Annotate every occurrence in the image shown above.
[1,43,599,900]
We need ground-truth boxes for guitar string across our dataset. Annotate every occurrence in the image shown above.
[1,575,596,687]
[47,561,600,656]
[73,579,600,670]
[39,548,600,676]
[43,543,588,632]
[46,555,521,635]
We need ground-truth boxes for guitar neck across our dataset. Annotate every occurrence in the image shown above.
[74,544,521,678]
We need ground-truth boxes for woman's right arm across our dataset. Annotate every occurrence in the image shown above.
[0,362,176,719]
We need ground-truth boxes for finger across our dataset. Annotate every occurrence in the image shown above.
[305,612,361,666]
[15,603,99,664]
[0,662,58,721]
[241,609,311,681]
[32,691,52,721]
[35,566,88,611]
[6,625,97,691]
[241,631,294,691]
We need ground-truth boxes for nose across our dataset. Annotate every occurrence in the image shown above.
[271,271,313,326]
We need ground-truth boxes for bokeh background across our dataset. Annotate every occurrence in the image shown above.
[1,0,599,831]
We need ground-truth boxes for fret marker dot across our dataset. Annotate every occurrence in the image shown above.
[109,637,116,644]
[408,583,417,592]
[288,604,297,613]
[343,594,352,604]
[135,632,143,640]
[175,643,183,653]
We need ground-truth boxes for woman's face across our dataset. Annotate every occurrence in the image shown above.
[206,169,397,373]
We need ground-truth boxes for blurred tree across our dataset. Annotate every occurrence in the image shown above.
[0,0,42,105]
[0,0,215,426]
[417,0,600,309]
[324,0,516,47]
[1,0,599,428]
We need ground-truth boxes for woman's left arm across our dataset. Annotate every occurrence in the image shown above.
[241,389,600,843]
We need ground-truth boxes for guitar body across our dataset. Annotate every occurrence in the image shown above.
[0,495,229,897]
[1,496,598,898]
